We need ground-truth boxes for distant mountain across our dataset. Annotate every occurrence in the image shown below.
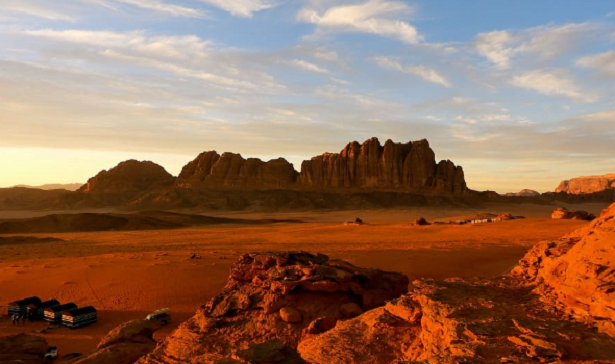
[78,159,175,194]
[13,183,82,191]
[555,173,615,194]
[504,189,540,197]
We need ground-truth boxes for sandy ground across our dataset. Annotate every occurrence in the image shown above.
[0,203,608,359]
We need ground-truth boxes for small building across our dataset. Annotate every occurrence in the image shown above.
[62,306,97,329]
[8,296,42,317]
[44,303,78,323]
[27,299,61,321]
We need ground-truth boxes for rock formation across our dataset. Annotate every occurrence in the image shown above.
[555,173,615,194]
[0,334,48,364]
[505,189,540,197]
[551,207,596,221]
[176,151,298,189]
[413,217,430,226]
[298,138,467,194]
[137,251,408,363]
[66,319,163,364]
[78,160,175,194]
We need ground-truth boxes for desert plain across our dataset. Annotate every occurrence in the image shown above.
[0,202,608,360]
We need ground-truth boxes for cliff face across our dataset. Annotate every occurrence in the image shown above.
[555,173,615,194]
[298,138,467,194]
[78,160,175,194]
[174,138,468,195]
[176,151,299,189]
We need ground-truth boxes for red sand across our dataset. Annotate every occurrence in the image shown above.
[0,204,604,359]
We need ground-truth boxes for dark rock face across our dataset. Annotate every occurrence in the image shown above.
[136,251,408,363]
[176,151,299,189]
[78,160,175,194]
[298,138,467,194]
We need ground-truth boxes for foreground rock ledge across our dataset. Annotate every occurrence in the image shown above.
[137,251,409,363]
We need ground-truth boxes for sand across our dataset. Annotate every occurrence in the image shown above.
[0,202,608,359]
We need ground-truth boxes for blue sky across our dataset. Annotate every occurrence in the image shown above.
[0,0,614,192]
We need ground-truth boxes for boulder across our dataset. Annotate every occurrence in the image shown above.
[280,307,302,323]
[413,217,430,226]
[551,207,596,220]
[66,319,163,364]
[339,302,364,318]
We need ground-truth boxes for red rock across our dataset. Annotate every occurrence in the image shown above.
[339,303,364,318]
[136,251,408,363]
[280,307,303,323]
[413,217,430,226]
[551,207,595,220]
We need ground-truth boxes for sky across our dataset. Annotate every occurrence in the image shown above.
[0,0,614,193]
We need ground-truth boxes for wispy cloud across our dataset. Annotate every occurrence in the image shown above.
[297,0,422,44]
[509,69,598,102]
[114,0,205,17]
[475,23,598,69]
[1,1,75,21]
[375,56,451,87]
[577,50,615,77]
[195,0,277,17]
[289,59,329,73]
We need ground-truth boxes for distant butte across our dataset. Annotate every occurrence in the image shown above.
[555,173,615,194]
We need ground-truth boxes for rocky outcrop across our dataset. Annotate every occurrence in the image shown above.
[78,160,175,194]
[176,151,298,189]
[515,202,615,332]
[64,320,163,364]
[137,251,408,363]
[555,173,615,194]
[505,189,540,197]
[0,334,48,364]
[298,138,467,194]
[551,207,596,220]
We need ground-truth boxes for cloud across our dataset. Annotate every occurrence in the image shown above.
[114,0,205,17]
[510,69,598,103]
[195,0,277,17]
[474,23,598,69]
[577,50,615,77]
[375,56,451,87]
[297,0,423,44]
[0,1,75,21]
[289,59,330,73]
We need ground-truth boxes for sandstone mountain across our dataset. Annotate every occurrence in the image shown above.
[504,189,540,197]
[555,173,615,194]
[175,138,468,195]
[176,151,298,189]
[78,160,175,194]
[299,138,467,194]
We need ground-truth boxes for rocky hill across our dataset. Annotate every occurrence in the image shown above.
[555,173,615,194]
[12,183,82,191]
[78,160,175,194]
[505,189,540,197]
